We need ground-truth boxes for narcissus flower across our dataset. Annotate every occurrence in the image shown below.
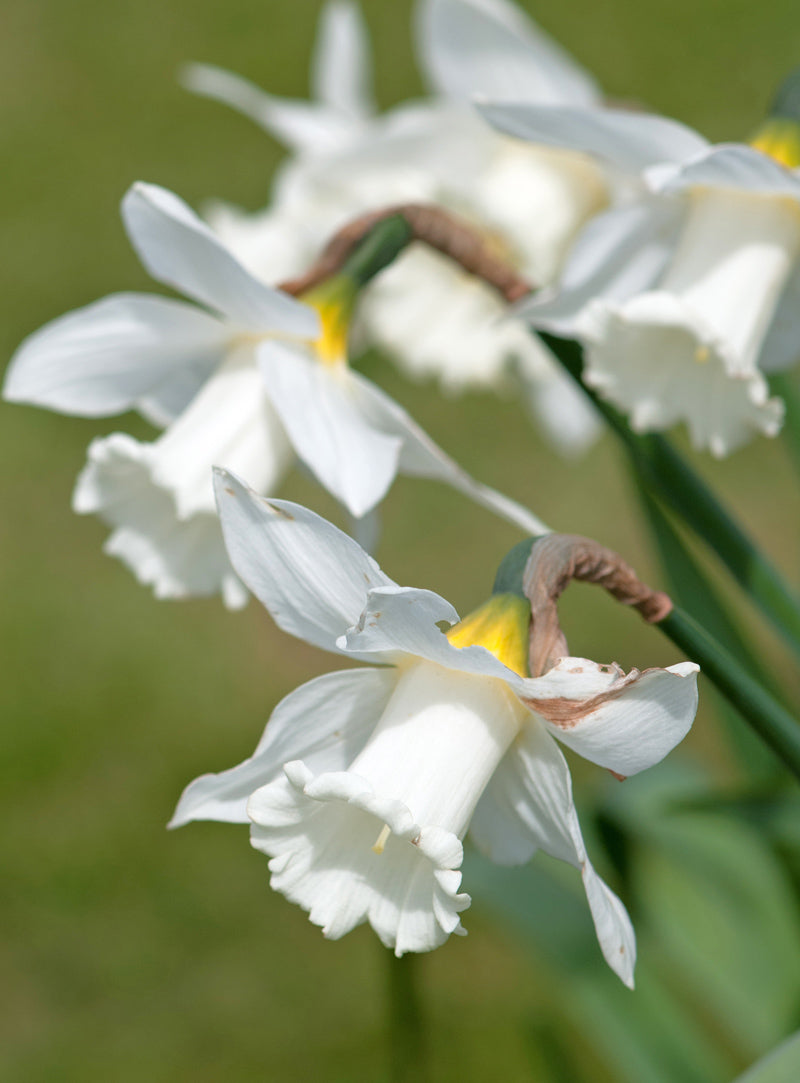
[171,469,699,984]
[185,0,608,454]
[482,100,800,454]
[4,183,546,605]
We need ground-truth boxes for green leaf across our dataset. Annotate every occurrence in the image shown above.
[734,1031,800,1083]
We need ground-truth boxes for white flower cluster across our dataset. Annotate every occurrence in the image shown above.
[22,0,795,981]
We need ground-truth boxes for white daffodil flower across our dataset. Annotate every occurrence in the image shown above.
[483,102,800,454]
[185,0,608,455]
[4,182,547,605]
[171,469,699,983]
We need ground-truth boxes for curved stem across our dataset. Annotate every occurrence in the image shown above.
[541,332,800,658]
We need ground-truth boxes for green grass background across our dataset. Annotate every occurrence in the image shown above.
[1,1,799,1079]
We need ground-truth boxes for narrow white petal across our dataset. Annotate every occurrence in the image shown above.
[3,293,226,418]
[418,0,599,107]
[345,369,550,535]
[312,1,374,117]
[258,341,403,518]
[519,197,683,334]
[480,104,708,173]
[181,63,360,154]
[520,657,699,776]
[650,143,800,200]
[169,667,397,827]
[121,182,319,336]
[337,585,463,667]
[472,722,636,986]
[213,469,394,656]
[73,433,246,606]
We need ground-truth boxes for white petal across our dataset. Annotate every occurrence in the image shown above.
[360,246,519,390]
[145,347,293,520]
[121,182,319,336]
[213,469,394,656]
[520,657,699,776]
[73,433,246,606]
[519,196,684,334]
[312,1,374,118]
[258,341,403,518]
[249,766,470,954]
[480,104,708,173]
[584,293,785,456]
[418,0,599,107]
[337,584,462,667]
[338,585,532,685]
[169,667,397,827]
[3,293,227,418]
[472,721,636,986]
[180,64,361,154]
[473,141,609,286]
[650,143,800,200]
[345,369,550,535]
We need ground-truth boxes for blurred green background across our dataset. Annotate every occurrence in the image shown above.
[2,1,800,1080]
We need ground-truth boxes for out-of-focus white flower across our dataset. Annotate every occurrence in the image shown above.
[184,0,611,455]
[484,101,800,455]
[4,183,547,605]
[171,469,699,982]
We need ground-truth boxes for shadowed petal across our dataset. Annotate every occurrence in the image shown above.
[169,667,397,827]
[471,721,636,986]
[213,469,394,656]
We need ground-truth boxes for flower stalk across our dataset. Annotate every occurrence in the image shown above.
[657,606,800,781]
[387,951,429,1083]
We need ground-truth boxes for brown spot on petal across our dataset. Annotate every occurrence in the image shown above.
[523,669,641,727]
[224,487,236,496]
[267,502,294,519]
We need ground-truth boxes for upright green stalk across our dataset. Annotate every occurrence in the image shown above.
[541,332,800,657]
[386,951,429,1083]
[658,606,800,782]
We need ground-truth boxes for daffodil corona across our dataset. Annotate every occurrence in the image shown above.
[171,469,699,985]
[483,98,800,454]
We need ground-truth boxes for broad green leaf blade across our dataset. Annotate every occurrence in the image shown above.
[734,1030,800,1083]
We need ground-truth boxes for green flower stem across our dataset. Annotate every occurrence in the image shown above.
[658,605,800,782]
[541,332,800,657]
[636,479,782,773]
[386,951,429,1083]
[341,214,413,289]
